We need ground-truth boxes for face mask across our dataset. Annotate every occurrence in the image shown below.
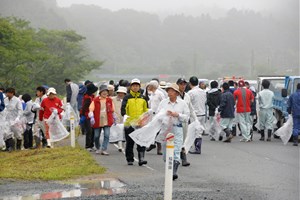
[148,91,153,95]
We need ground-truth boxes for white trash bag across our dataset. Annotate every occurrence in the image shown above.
[206,114,222,141]
[48,110,70,142]
[109,124,124,143]
[274,115,293,145]
[62,103,79,128]
[10,117,27,139]
[130,110,168,147]
[184,120,205,153]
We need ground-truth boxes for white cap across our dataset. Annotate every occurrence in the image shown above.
[131,78,141,85]
[47,87,57,95]
[116,86,127,94]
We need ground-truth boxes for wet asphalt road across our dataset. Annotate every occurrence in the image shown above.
[0,132,299,200]
[86,132,299,200]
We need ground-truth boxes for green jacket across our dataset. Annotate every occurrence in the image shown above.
[121,90,148,126]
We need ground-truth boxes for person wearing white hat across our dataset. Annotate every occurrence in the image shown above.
[121,78,149,166]
[39,87,63,148]
[112,86,127,152]
[157,83,190,180]
[145,80,166,155]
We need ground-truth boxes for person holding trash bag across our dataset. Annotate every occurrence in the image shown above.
[287,83,300,146]
[121,78,149,166]
[22,94,35,149]
[89,84,115,155]
[4,88,23,151]
[80,83,98,151]
[258,80,274,142]
[157,83,190,180]
[206,80,221,141]
[112,86,127,152]
[39,87,63,148]
[177,78,196,167]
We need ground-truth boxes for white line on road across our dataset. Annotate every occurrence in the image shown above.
[113,144,155,171]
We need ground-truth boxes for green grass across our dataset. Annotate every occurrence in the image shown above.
[0,146,106,180]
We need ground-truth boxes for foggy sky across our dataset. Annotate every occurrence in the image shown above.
[56,0,295,17]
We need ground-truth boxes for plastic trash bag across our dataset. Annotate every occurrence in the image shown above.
[130,110,168,147]
[47,111,70,142]
[109,124,124,143]
[155,115,173,144]
[184,120,205,153]
[62,103,79,129]
[129,111,153,129]
[10,117,27,140]
[274,115,293,145]
[206,114,222,141]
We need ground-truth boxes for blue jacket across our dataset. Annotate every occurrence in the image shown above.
[288,89,300,118]
[0,92,4,112]
[218,90,235,118]
[77,84,87,111]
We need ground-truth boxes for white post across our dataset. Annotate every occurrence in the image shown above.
[164,133,174,200]
[70,113,75,148]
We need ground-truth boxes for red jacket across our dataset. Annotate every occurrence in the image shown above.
[92,97,114,128]
[39,97,63,120]
[233,88,254,113]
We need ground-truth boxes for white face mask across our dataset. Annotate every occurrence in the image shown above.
[148,91,153,95]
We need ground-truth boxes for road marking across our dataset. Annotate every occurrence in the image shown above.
[113,144,155,171]
[265,157,270,160]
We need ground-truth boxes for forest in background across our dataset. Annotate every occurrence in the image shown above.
[0,0,298,82]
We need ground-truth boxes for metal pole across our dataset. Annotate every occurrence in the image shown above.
[164,133,174,200]
[70,113,75,148]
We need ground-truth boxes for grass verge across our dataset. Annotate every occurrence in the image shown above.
[0,146,106,181]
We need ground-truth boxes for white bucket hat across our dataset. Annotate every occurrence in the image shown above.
[47,87,57,95]
[116,86,127,94]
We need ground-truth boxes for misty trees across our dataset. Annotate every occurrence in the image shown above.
[0,17,102,95]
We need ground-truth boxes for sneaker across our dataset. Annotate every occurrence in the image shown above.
[118,148,122,152]
[210,138,216,141]
[86,148,92,152]
[240,138,247,142]
[101,151,109,155]
[95,150,100,154]
[245,139,251,143]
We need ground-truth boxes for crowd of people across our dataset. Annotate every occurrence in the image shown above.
[0,76,299,181]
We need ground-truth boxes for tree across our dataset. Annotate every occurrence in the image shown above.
[0,17,102,95]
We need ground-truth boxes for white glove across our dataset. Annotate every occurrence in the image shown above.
[90,117,95,126]
[88,112,94,118]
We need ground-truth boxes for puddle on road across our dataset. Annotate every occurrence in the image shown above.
[1,178,126,200]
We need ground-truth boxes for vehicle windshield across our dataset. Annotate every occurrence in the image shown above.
[293,78,300,93]
[267,79,285,93]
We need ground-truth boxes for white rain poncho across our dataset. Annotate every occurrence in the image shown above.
[129,110,169,147]
[183,120,205,153]
[109,124,125,142]
[47,110,70,142]
[62,103,79,129]
[274,115,293,145]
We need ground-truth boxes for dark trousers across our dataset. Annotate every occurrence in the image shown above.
[125,126,146,162]
[84,119,94,148]
[23,124,33,149]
